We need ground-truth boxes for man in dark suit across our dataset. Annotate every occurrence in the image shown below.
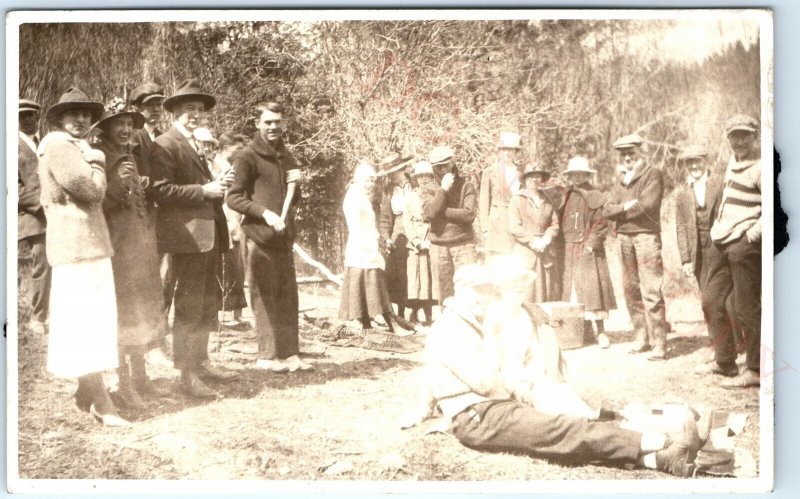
[18,98,50,335]
[150,79,238,398]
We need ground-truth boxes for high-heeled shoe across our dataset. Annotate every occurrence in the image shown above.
[89,404,132,427]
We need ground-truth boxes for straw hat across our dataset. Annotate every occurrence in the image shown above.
[377,152,414,176]
[562,156,597,175]
[411,161,434,177]
[496,132,522,149]
[192,127,218,146]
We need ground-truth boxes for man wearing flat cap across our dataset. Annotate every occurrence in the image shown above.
[18,98,50,335]
[421,145,478,305]
[150,79,239,398]
[703,114,763,388]
[603,133,670,360]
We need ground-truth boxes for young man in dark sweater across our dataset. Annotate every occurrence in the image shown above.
[603,134,670,361]
[226,102,311,373]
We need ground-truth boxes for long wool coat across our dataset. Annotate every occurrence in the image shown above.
[479,161,520,253]
[559,185,617,312]
[96,140,165,347]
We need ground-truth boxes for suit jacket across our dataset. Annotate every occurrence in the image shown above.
[603,162,664,234]
[150,125,228,254]
[675,175,723,266]
[479,161,519,252]
[18,135,46,240]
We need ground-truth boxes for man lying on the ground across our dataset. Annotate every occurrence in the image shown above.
[401,263,702,477]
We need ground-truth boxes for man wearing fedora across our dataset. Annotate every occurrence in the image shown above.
[703,115,763,388]
[479,132,524,260]
[603,133,670,360]
[150,79,239,398]
[421,145,478,305]
[18,98,50,335]
[559,156,615,348]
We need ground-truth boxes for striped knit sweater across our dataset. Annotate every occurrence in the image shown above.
[710,156,761,244]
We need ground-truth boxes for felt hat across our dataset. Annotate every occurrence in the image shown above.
[520,163,551,180]
[562,156,597,175]
[411,161,434,177]
[19,99,41,114]
[612,133,644,150]
[496,132,522,149]
[677,145,708,162]
[428,146,454,165]
[377,152,414,176]
[130,82,165,106]
[163,79,216,113]
[92,98,145,131]
[453,264,493,290]
[45,87,104,126]
[724,114,759,135]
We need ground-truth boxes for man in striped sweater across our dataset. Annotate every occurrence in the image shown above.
[704,114,762,388]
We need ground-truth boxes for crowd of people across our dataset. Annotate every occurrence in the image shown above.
[18,77,762,473]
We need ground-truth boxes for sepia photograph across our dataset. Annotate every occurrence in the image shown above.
[7,9,773,494]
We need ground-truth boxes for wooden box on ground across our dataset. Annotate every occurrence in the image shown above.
[536,301,587,350]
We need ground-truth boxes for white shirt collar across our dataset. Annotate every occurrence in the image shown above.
[173,121,193,139]
[19,131,38,154]
[144,122,157,140]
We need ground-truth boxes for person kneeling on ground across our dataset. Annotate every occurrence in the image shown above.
[402,264,702,477]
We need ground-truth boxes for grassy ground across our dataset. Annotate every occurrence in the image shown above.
[13,195,762,481]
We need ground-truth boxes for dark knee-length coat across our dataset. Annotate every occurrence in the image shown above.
[559,185,617,312]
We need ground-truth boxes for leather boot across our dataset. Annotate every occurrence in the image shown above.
[130,351,171,397]
[117,355,147,410]
[181,370,221,399]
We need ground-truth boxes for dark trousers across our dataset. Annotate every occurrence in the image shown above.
[695,231,739,348]
[431,242,477,306]
[703,236,762,372]
[172,246,221,370]
[18,234,51,323]
[247,241,299,360]
[451,400,641,466]
[618,233,668,348]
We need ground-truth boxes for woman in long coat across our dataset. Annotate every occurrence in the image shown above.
[508,165,560,303]
[403,161,439,324]
[38,88,129,426]
[377,153,414,319]
[93,99,168,409]
[339,161,399,333]
[559,157,616,348]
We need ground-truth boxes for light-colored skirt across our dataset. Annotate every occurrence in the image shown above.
[47,257,119,378]
[406,250,438,302]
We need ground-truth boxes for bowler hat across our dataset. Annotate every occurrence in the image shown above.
[163,79,216,112]
[130,82,165,106]
[562,156,597,175]
[520,164,551,180]
[677,145,708,162]
[428,146,454,165]
[725,114,758,135]
[411,161,434,177]
[612,133,644,150]
[46,87,104,126]
[377,152,414,176]
[496,132,522,149]
[19,99,41,114]
[92,98,145,131]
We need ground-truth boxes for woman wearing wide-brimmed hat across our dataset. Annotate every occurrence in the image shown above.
[403,161,439,324]
[38,87,129,426]
[559,156,616,349]
[93,98,169,411]
[377,152,415,319]
[508,164,560,303]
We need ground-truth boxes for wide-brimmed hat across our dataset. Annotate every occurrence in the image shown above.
[130,82,165,106]
[677,145,708,163]
[377,152,414,176]
[411,161,434,177]
[19,99,41,114]
[163,79,216,113]
[45,87,104,126]
[520,164,551,180]
[562,156,597,175]
[725,114,758,135]
[429,146,454,165]
[612,133,644,150]
[497,132,522,149]
[92,98,145,131]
